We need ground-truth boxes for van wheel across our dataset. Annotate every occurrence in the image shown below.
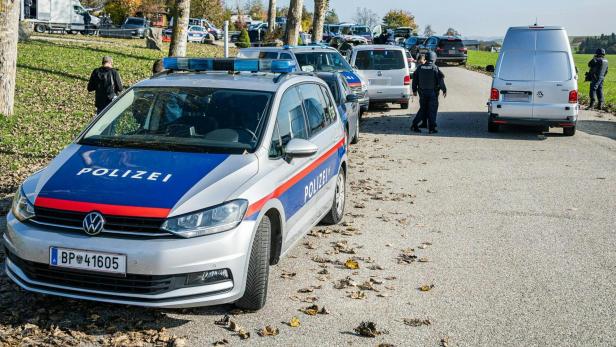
[488,121,499,133]
[401,102,409,109]
[235,215,271,310]
[563,126,576,136]
[321,168,346,225]
[34,24,47,33]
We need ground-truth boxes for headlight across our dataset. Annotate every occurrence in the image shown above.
[162,200,248,238]
[12,187,35,221]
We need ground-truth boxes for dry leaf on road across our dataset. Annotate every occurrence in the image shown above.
[257,326,279,337]
[418,284,435,292]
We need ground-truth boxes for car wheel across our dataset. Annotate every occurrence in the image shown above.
[401,102,409,109]
[235,215,271,310]
[321,168,346,225]
[34,24,47,33]
[488,121,499,133]
[563,126,576,136]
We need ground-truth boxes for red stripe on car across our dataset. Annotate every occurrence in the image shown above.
[34,197,171,218]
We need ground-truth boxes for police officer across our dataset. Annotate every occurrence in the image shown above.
[588,48,609,110]
[411,52,446,134]
[410,54,428,129]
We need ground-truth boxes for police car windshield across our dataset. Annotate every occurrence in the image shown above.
[295,52,353,73]
[80,87,273,154]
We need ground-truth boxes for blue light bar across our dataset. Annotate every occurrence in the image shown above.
[161,57,296,73]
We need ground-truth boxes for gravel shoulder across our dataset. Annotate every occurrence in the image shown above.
[1,67,615,346]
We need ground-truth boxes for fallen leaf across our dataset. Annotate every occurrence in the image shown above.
[257,326,279,337]
[281,271,296,279]
[333,276,357,289]
[354,321,387,337]
[214,315,230,326]
[238,329,250,339]
[212,339,229,346]
[418,257,429,263]
[288,317,300,328]
[300,305,318,315]
[348,290,367,299]
[441,336,450,347]
[345,259,360,270]
[403,318,431,327]
[418,284,435,292]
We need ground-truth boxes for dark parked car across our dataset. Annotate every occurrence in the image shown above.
[394,27,414,39]
[121,17,149,38]
[419,36,467,65]
[316,72,360,144]
[404,36,427,58]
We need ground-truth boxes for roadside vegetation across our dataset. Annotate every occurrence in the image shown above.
[0,38,231,198]
[466,50,615,112]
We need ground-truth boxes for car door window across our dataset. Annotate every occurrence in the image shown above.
[298,84,328,136]
[280,53,293,60]
[319,85,337,125]
[276,87,308,145]
[259,51,279,59]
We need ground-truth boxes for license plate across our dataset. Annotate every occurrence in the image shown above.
[50,247,126,275]
[449,50,455,54]
[503,92,530,102]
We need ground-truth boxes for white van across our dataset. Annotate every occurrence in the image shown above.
[350,45,411,109]
[487,26,579,136]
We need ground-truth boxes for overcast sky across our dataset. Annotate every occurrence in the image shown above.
[246,0,616,37]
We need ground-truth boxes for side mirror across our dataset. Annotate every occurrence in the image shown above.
[486,65,495,73]
[285,138,318,158]
[346,94,359,103]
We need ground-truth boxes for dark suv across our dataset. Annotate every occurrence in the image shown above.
[419,36,467,65]
[404,36,427,58]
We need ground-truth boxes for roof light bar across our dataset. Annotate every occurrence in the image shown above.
[162,58,296,73]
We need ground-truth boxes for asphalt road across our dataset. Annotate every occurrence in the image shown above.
[1,67,615,346]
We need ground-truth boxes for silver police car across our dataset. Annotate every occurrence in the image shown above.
[5,58,348,309]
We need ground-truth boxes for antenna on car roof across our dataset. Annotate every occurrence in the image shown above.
[534,17,538,26]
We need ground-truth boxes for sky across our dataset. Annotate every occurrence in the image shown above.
[241,0,616,37]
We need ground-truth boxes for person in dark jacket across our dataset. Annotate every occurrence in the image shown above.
[588,48,609,110]
[87,56,123,114]
[411,52,446,134]
[410,54,428,128]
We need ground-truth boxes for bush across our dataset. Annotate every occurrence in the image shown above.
[236,29,251,48]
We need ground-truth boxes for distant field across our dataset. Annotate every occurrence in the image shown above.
[467,50,615,110]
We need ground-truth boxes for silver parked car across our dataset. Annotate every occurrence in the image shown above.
[350,45,412,109]
[5,58,348,309]
[487,26,579,135]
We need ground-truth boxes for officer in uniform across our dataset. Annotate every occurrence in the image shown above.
[588,48,609,110]
[411,52,446,134]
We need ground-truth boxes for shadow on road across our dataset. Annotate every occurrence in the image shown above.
[577,119,616,140]
[361,111,550,141]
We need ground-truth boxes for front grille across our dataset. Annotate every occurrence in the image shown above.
[31,207,171,238]
[8,252,179,295]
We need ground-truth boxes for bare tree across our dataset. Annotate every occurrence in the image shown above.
[0,0,20,116]
[423,24,435,37]
[353,7,379,29]
[444,27,460,36]
[311,0,328,43]
[169,0,191,57]
[284,0,302,45]
[267,0,276,33]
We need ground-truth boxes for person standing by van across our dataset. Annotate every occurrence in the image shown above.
[411,52,446,134]
[588,48,609,110]
[410,54,428,130]
[87,56,123,114]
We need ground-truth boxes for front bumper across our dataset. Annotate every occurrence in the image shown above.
[3,211,255,308]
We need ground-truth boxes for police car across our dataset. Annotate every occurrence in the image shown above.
[5,58,348,309]
[238,45,370,117]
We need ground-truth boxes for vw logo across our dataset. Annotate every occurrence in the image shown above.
[82,212,105,236]
[537,91,544,98]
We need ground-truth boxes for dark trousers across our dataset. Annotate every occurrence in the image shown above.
[590,79,604,105]
[416,89,438,130]
[96,99,112,114]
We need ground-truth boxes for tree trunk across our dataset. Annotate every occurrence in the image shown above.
[267,0,276,33]
[0,0,20,116]
[284,0,302,46]
[312,0,328,43]
[168,0,191,57]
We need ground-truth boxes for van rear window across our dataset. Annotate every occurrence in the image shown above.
[355,50,405,70]
[498,50,534,81]
[534,51,571,81]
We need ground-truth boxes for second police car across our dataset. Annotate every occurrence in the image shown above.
[5,58,348,309]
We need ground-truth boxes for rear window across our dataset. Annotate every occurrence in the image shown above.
[355,50,405,70]
[498,50,534,81]
[125,18,145,26]
[536,30,570,51]
[438,39,464,49]
[534,51,571,81]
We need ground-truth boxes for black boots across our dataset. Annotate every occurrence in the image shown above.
[411,125,421,133]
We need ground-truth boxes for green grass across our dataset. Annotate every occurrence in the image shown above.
[467,50,615,110]
[0,38,231,195]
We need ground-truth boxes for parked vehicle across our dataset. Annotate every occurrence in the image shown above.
[317,72,360,142]
[121,17,149,38]
[238,46,369,115]
[404,36,427,57]
[323,24,340,42]
[22,0,100,34]
[419,36,468,65]
[187,25,207,43]
[351,25,373,43]
[5,58,348,310]
[486,26,579,136]
[350,45,411,109]
[394,27,413,39]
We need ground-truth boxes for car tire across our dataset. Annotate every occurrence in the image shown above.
[235,215,271,310]
[321,168,346,225]
[401,102,409,109]
[563,126,576,136]
[34,24,47,33]
[488,121,499,133]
